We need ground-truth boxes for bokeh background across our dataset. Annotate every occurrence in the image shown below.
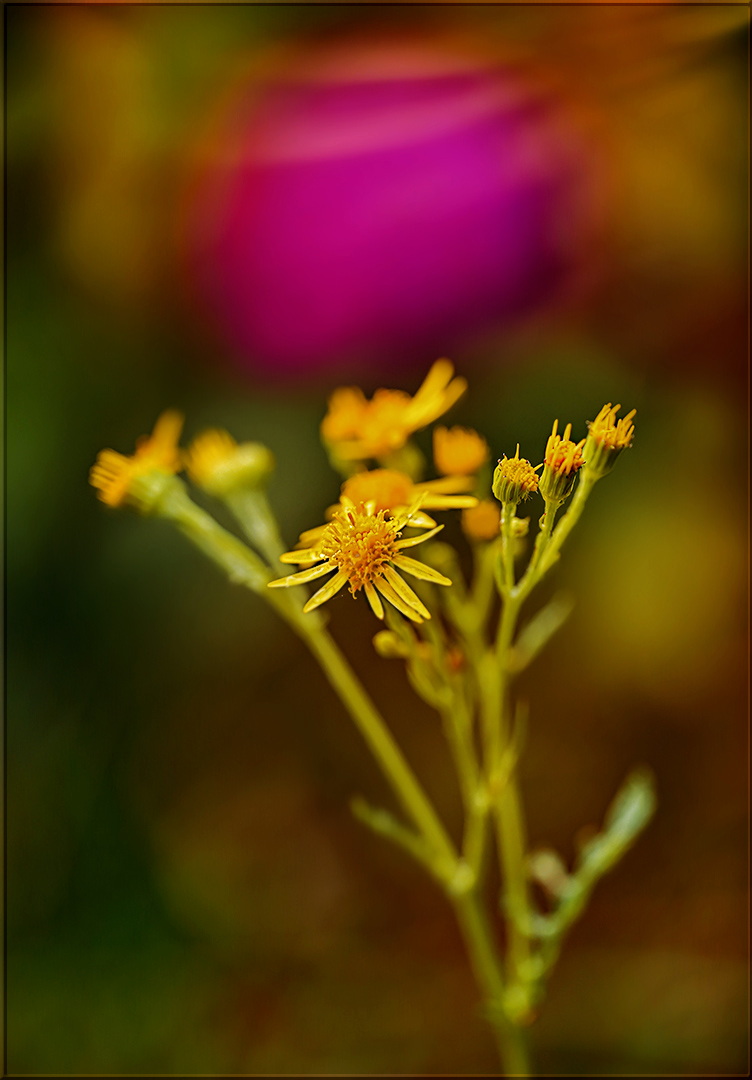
[6,3,748,1075]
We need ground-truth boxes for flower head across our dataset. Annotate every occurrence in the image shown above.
[583,403,636,478]
[268,503,451,623]
[461,499,501,542]
[342,468,477,520]
[492,446,540,505]
[433,425,489,476]
[89,411,183,510]
[321,359,467,463]
[185,428,275,496]
[539,421,586,505]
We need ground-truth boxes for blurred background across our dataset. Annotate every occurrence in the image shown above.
[6,3,748,1075]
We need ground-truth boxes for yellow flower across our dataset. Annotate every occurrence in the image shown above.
[89,411,183,509]
[492,446,540,505]
[539,421,586,505]
[184,428,274,495]
[320,358,467,462]
[342,468,477,519]
[433,425,489,476]
[268,503,451,623]
[583,403,636,478]
[461,499,501,542]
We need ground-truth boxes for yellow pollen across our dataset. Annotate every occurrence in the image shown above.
[320,507,402,593]
[497,455,539,493]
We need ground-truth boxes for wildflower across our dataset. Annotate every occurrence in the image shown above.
[538,421,585,506]
[268,503,451,623]
[433,425,489,476]
[294,470,476,556]
[89,411,183,511]
[492,447,539,506]
[184,428,275,496]
[461,499,501,542]
[320,359,467,462]
[342,468,477,519]
[583,403,636,478]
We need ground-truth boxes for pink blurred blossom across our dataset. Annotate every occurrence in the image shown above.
[184,37,600,377]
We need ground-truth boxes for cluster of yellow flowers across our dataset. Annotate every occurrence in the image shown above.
[89,360,635,624]
[88,360,646,1066]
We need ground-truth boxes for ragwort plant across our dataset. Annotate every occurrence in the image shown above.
[90,360,655,1075]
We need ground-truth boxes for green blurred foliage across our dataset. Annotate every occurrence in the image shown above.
[6,3,748,1075]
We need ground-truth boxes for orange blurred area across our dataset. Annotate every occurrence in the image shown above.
[6,3,748,1075]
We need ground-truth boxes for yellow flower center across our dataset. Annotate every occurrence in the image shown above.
[341,469,414,512]
[497,455,539,492]
[319,507,401,593]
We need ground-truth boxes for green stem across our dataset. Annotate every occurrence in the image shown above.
[499,503,517,594]
[491,594,532,1001]
[518,500,557,594]
[536,470,597,578]
[442,689,487,880]
[162,484,272,595]
[452,889,532,1076]
[295,621,459,880]
[225,488,289,566]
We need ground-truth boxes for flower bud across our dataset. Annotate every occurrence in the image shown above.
[538,421,585,506]
[492,446,539,506]
[372,630,410,659]
[185,429,275,496]
[582,403,636,479]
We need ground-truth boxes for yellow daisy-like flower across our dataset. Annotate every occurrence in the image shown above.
[539,420,586,505]
[294,469,477,555]
[433,425,489,476]
[320,358,467,462]
[184,428,274,495]
[583,403,636,478]
[268,503,451,623]
[89,410,183,508]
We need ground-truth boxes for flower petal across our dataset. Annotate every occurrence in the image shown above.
[391,554,451,586]
[381,565,431,620]
[375,577,425,623]
[303,569,349,613]
[404,509,438,528]
[394,523,444,549]
[364,582,385,619]
[422,494,478,510]
[418,475,476,494]
[279,547,323,564]
[268,561,334,588]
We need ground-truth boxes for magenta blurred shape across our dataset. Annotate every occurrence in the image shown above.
[186,39,595,376]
